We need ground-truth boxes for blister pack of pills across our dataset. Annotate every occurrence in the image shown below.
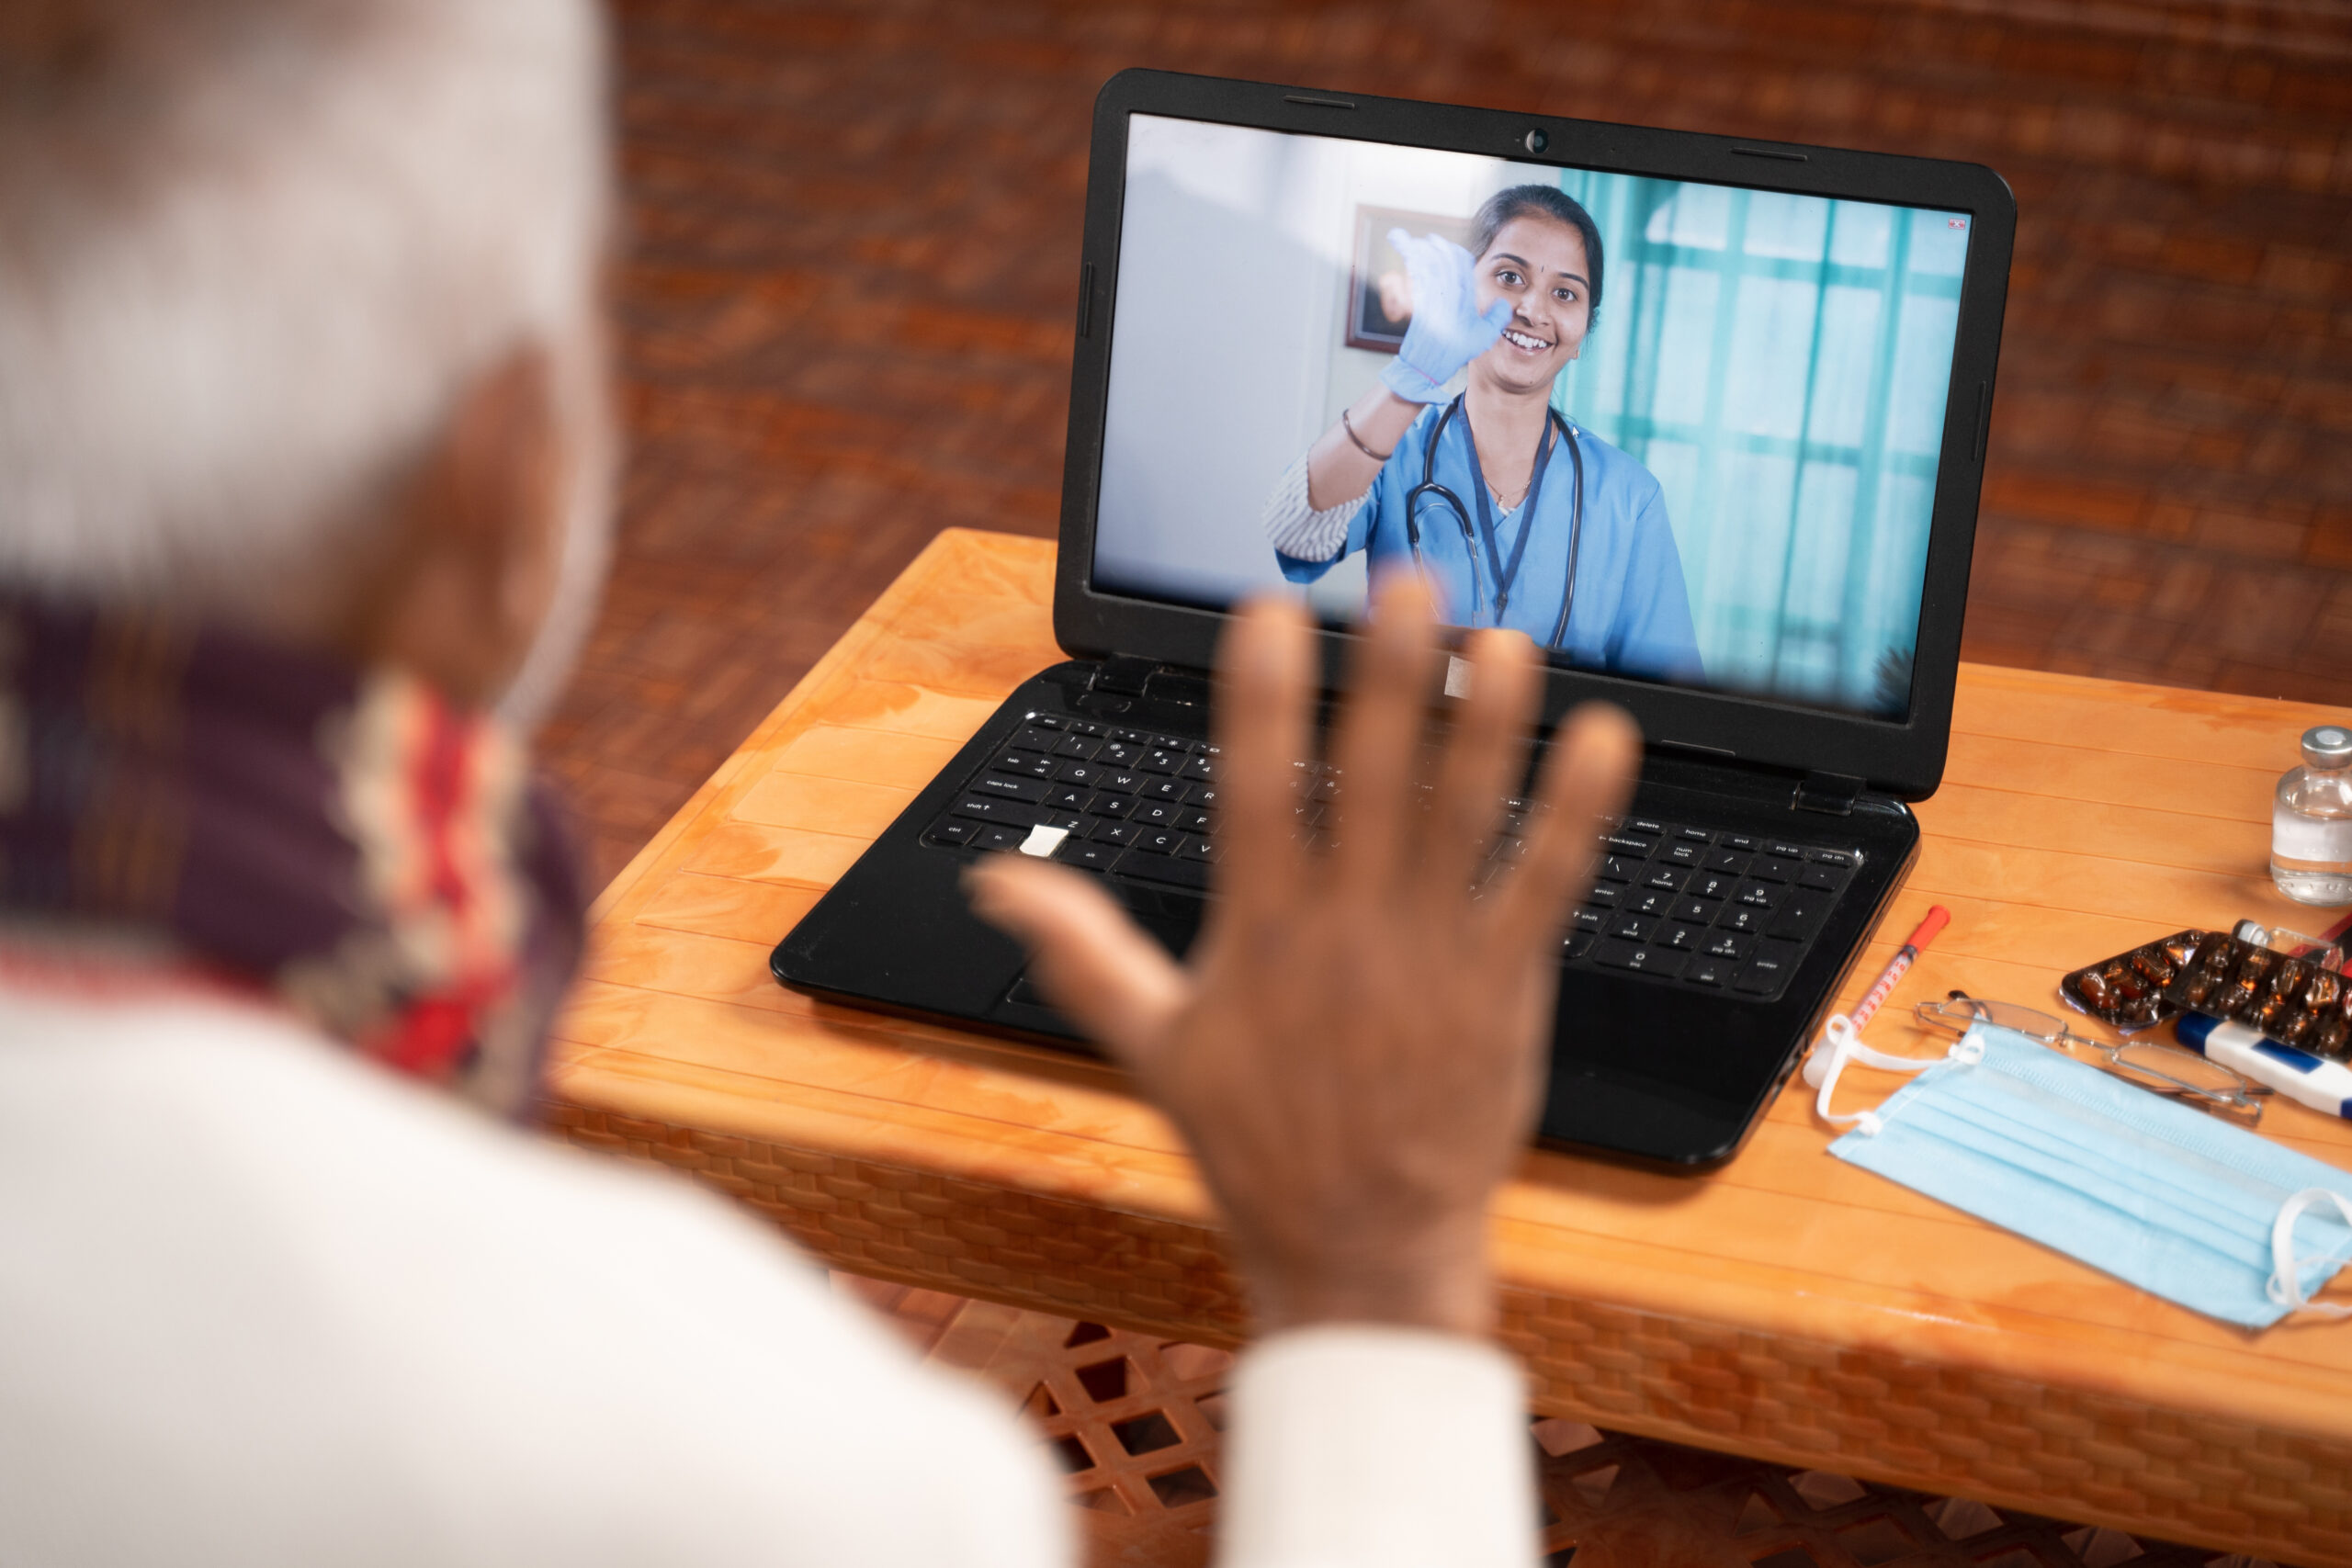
[2058,930,2203,1033]
[2161,929,2351,1061]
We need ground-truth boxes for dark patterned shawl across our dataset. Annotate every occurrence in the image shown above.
[0,594,582,1119]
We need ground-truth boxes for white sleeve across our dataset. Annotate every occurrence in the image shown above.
[1215,1326,1538,1568]
[1262,453,1367,562]
[0,997,1078,1568]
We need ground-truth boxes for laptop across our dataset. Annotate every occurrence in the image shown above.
[772,69,2013,1168]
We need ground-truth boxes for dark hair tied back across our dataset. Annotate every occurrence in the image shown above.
[1470,185,1604,324]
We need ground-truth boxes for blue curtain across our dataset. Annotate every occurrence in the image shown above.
[1548,172,1965,716]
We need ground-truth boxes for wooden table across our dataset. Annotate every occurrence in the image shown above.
[548,526,2352,1563]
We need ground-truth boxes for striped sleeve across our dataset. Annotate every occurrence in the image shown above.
[1261,454,1366,563]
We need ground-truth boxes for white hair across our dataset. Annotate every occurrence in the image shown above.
[0,0,613,723]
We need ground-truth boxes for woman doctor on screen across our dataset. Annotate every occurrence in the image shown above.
[1262,186,1703,682]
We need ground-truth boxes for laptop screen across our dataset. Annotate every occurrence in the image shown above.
[1091,113,1973,722]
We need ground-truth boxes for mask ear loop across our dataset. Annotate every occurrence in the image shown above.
[1803,1013,1980,1136]
[2267,1188,2352,1317]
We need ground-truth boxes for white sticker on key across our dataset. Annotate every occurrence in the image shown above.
[1018,824,1069,858]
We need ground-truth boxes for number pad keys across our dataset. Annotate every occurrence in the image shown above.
[1719,905,1767,936]
[1686,871,1737,902]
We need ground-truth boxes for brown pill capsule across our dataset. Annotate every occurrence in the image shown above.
[2240,947,2278,981]
[2180,971,2217,1008]
[2315,1016,2352,1063]
[2076,969,2116,1010]
[2273,959,2314,1001]
[2275,1008,2314,1047]
[2307,971,2344,1012]
[2132,947,2177,987]
[2198,936,2234,974]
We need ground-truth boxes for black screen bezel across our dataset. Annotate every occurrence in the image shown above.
[1052,69,2014,800]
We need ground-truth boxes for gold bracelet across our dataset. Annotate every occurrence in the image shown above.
[1340,406,1395,463]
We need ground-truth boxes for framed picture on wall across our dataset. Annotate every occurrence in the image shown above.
[1346,205,1476,353]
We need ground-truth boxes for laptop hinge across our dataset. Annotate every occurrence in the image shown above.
[1143,667,1210,709]
[1091,654,1158,696]
[1088,656,1209,715]
[1792,771,1866,817]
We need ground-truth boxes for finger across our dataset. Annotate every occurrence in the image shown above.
[1388,229,1426,279]
[1329,569,1439,894]
[1479,298,1513,333]
[1487,702,1641,957]
[1417,626,1538,897]
[1209,596,1315,926]
[963,855,1191,1065]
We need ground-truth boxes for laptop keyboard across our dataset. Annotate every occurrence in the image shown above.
[922,712,1860,1002]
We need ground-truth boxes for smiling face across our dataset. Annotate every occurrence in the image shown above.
[1468,213,1592,397]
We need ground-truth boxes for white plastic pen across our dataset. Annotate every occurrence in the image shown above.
[2176,1012,2352,1120]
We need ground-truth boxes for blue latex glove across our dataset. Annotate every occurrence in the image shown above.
[1378,229,1513,404]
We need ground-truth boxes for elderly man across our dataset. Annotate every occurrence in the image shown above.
[0,2,1637,1564]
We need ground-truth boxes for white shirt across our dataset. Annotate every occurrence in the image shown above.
[0,978,1537,1567]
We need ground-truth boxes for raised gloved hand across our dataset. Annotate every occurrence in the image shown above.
[1378,229,1512,404]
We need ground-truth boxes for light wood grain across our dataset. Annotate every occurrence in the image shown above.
[548,526,2352,1562]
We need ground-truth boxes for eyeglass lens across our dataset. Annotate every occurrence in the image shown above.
[1922,996,2065,1040]
[2108,1042,2255,1100]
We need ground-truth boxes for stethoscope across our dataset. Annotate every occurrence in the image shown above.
[1400,395,1586,649]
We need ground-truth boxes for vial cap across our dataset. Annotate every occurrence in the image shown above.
[2302,726,2352,769]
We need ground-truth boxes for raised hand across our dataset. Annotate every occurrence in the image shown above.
[1378,230,1513,404]
[965,574,1640,1337]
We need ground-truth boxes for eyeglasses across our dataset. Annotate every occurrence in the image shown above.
[1915,992,2269,1125]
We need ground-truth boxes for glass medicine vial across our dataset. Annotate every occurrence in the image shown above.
[2273,724,2352,906]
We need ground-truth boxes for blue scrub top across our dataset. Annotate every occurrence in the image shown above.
[1278,401,1704,684]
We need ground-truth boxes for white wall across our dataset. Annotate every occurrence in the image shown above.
[1092,117,1337,604]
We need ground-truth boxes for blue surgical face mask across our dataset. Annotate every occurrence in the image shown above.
[1808,1019,2352,1328]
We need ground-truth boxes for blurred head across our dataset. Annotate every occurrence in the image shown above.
[0,0,614,723]
[1467,185,1600,400]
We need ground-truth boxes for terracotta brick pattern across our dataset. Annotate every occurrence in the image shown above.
[853,1278,2278,1567]
[548,1101,2347,1564]
[847,1280,2274,1568]
[543,0,2352,892]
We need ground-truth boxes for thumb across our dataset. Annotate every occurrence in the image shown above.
[1479,298,1513,333]
[963,854,1191,1064]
